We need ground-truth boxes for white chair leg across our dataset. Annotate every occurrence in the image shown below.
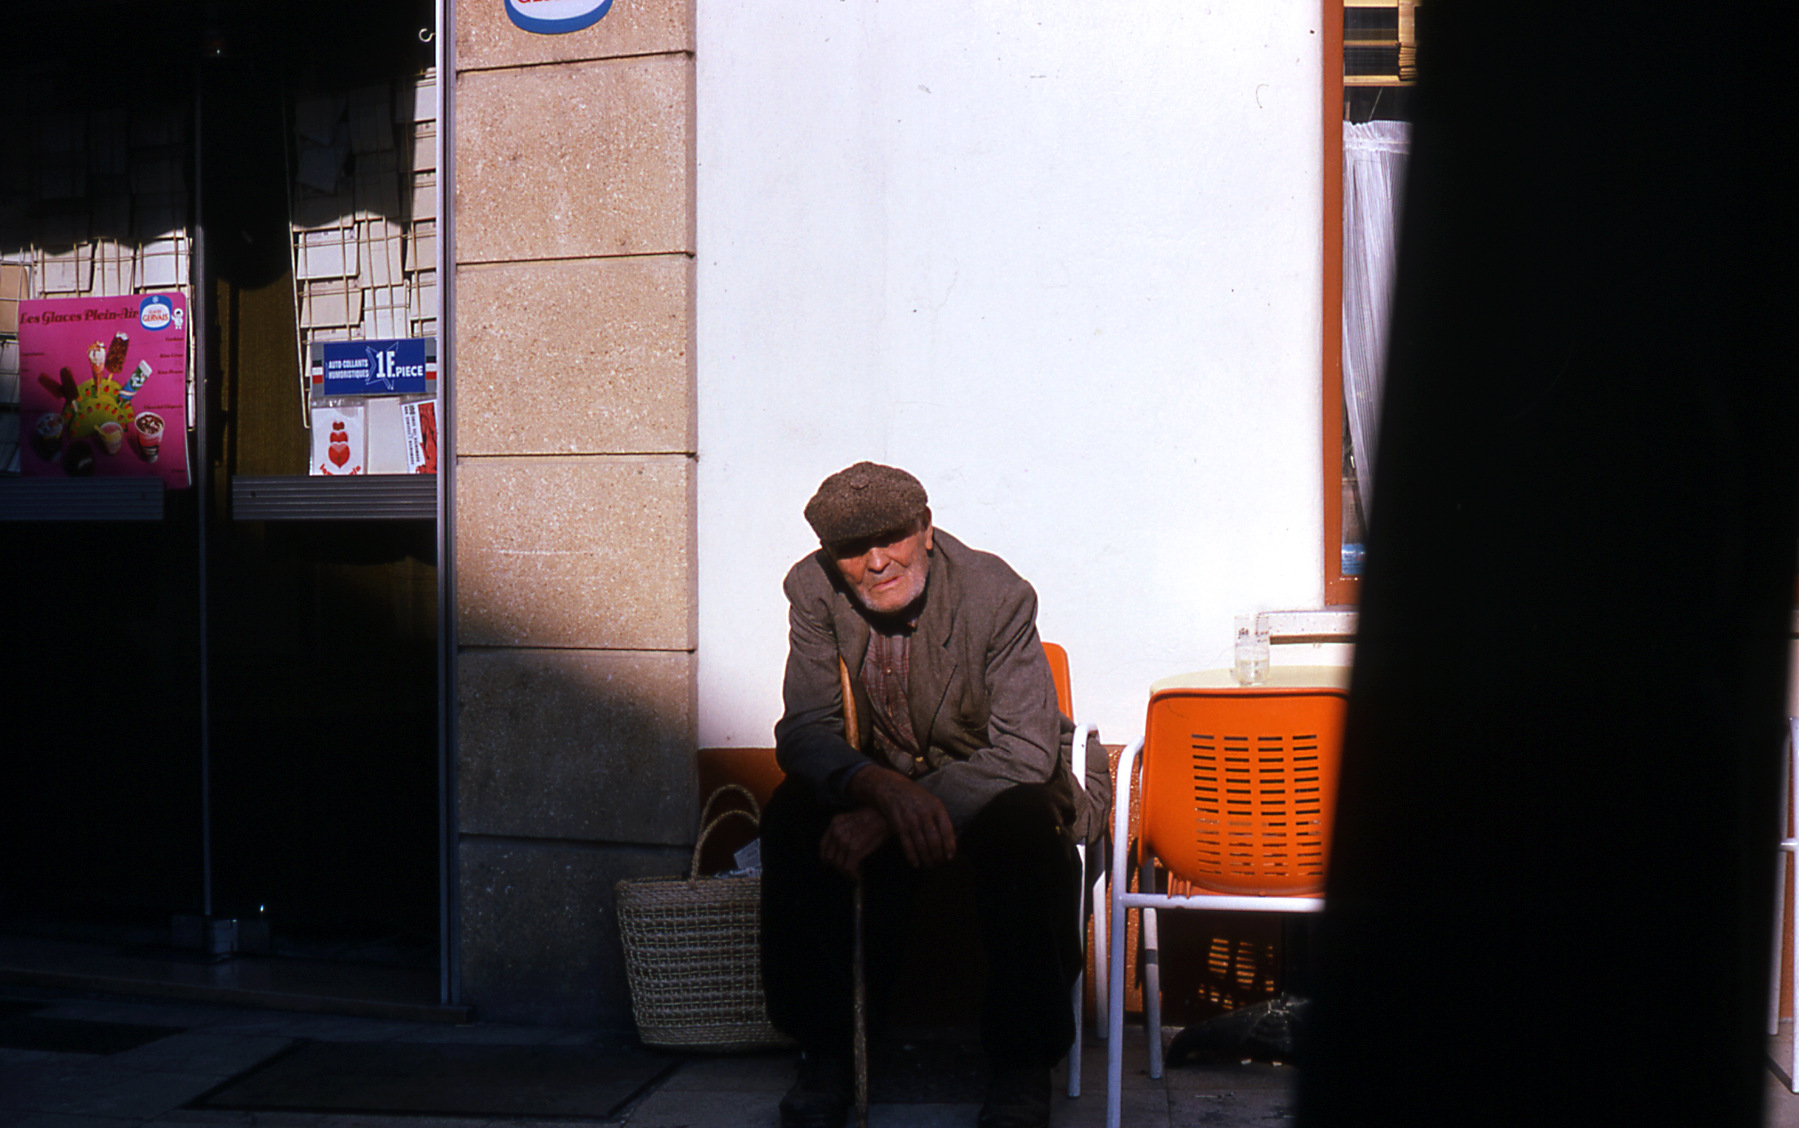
[1104,739,1142,1128]
[1774,830,1788,1036]
[1105,887,1129,1128]
[1791,873,1799,1095]
[1788,720,1799,1092]
[1143,859,1164,1080]
[1092,868,1110,1032]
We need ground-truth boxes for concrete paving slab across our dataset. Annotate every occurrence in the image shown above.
[31,1002,235,1030]
[167,1116,493,1128]
[186,1011,324,1037]
[163,1114,494,1128]
[656,1050,799,1092]
[867,1104,979,1127]
[248,1017,422,1043]
[1167,1087,1296,1127]
[1071,1029,1170,1091]
[152,1112,265,1126]
[1161,1061,1298,1093]
[0,988,63,1006]
[107,1031,291,1075]
[618,1086,784,1127]
[164,1113,461,1128]
[282,1118,493,1128]
[195,1041,669,1120]
[1771,1072,1799,1128]
[6,1115,155,1128]
[1052,1087,1170,1128]
[392,1023,565,1046]
[0,1050,87,1068]
[0,1062,220,1119]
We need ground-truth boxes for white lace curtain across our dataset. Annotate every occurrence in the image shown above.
[1341,119,1411,524]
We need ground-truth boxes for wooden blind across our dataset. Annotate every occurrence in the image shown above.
[1344,0,1418,87]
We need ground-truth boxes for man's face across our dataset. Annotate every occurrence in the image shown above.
[830,521,934,616]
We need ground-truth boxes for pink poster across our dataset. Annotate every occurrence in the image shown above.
[16,294,190,489]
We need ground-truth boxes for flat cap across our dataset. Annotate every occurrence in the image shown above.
[804,461,929,545]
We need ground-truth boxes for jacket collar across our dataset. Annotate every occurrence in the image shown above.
[821,530,966,748]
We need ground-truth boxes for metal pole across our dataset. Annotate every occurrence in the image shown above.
[193,62,214,924]
[434,0,460,1007]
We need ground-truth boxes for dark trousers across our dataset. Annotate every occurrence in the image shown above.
[759,777,1083,1069]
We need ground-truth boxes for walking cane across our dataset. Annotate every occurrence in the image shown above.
[839,657,870,1128]
[853,877,868,1128]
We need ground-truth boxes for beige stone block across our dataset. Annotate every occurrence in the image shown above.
[456,256,693,455]
[458,648,697,843]
[456,0,691,71]
[454,57,692,262]
[456,454,693,648]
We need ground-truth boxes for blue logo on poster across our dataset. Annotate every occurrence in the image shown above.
[322,339,430,396]
[139,295,176,331]
[505,0,613,35]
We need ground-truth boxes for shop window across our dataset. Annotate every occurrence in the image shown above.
[288,77,440,481]
[0,103,197,489]
[0,59,440,513]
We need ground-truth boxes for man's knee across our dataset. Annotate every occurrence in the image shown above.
[761,775,835,855]
[961,783,1076,870]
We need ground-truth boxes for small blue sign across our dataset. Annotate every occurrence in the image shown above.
[505,0,613,35]
[321,339,431,396]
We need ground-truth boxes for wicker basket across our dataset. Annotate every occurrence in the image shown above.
[615,784,795,1052]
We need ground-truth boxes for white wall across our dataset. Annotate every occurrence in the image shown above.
[696,1,1327,746]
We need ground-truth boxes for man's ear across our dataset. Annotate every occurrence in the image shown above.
[921,509,934,552]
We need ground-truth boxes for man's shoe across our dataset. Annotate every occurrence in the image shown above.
[978,1064,1051,1128]
[779,1050,853,1128]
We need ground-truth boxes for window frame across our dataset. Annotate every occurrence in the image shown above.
[1322,0,1357,606]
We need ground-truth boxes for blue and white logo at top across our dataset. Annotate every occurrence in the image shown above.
[321,339,430,396]
[139,294,176,331]
[505,0,613,35]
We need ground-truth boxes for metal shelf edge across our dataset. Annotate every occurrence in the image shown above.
[231,475,437,521]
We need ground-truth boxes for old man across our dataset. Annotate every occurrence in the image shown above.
[760,461,1105,1128]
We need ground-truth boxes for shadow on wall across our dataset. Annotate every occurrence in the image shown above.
[452,597,699,1029]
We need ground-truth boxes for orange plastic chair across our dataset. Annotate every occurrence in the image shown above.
[1041,642,1110,1097]
[1043,642,1074,719]
[1104,669,1349,1127]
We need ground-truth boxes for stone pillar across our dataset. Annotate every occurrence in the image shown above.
[450,1,696,1028]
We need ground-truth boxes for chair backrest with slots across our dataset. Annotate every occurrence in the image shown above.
[1138,688,1348,897]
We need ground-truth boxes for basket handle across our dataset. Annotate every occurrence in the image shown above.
[689,784,762,881]
[700,782,761,827]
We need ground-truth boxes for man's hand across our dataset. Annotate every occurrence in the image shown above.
[820,807,892,879]
[841,765,957,871]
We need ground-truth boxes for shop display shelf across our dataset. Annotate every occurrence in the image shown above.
[231,474,436,520]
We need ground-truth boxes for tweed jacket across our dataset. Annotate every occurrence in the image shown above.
[774,529,1105,836]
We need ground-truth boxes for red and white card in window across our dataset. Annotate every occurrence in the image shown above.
[310,402,365,476]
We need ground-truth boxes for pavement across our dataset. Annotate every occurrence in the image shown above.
[4,983,1799,1128]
